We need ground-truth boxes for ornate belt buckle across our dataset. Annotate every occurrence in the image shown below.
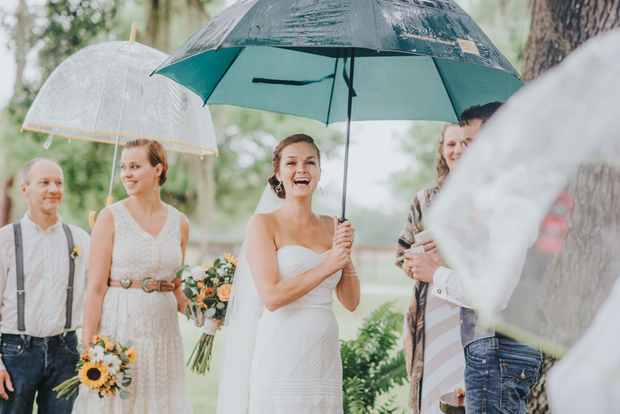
[142,278,155,293]
[120,279,132,289]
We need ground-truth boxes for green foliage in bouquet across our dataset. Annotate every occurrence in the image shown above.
[341,302,408,414]
[179,254,237,374]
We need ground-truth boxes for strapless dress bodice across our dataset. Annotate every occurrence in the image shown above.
[275,245,342,312]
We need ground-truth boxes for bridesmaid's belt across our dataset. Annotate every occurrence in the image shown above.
[108,278,175,293]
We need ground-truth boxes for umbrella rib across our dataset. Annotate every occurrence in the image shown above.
[432,58,459,122]
[325,48,341,125]
[370,0,381,52]
[203,47,245,105]
[91,42,130,135]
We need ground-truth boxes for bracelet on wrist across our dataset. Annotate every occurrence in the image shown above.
[343,268,358,277]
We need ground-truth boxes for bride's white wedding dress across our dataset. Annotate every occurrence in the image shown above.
[73,201,192,414]
[248,245,343,414]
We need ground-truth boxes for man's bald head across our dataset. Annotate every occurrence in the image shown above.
[21,158,63,185]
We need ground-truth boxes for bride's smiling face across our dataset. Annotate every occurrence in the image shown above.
[277,142,321,199]
[120,147,162,195]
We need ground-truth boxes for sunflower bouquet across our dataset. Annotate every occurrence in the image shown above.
[54,335,137,400]
[179,253,236,374]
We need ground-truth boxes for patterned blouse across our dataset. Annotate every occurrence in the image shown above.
[395,186,439,413]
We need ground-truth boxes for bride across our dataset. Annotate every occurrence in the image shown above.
[218,133,360,414]
[74,139,192,413]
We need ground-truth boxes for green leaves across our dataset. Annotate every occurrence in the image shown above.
[341,302,407,414]
[176,264,190,278]
[118,352,130,365]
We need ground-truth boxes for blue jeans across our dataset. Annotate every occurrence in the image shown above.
[464,337,542,414]
[0,332,80,414]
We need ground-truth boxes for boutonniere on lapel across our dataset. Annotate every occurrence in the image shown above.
[71,245,82,260]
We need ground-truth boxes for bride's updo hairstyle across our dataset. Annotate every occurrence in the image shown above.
[124,139,169,186]
[268,134,321,199]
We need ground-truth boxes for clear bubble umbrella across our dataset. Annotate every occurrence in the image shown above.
[22,24,218,213]
[427,27,620,379]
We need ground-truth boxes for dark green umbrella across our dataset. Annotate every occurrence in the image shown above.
[153,0,524,221]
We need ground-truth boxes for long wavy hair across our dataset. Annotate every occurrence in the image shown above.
[435,123,459,188]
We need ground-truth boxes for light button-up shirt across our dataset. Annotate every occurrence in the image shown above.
[0,213,89,369]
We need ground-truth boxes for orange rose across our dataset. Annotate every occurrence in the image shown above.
[217,284,232,302]
[106,341,115,351]
[197,282,204,289]
[100,386,116,397]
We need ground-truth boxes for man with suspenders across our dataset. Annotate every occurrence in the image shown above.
[0,158,89,413]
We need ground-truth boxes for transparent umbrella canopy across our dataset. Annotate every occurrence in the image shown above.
[22,24,218,210]
[427,28,620,371]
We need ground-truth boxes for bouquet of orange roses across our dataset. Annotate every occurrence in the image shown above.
[180,253,236,374]
[54,335,137,399]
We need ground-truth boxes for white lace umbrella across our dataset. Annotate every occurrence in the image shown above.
[21,24,218,209]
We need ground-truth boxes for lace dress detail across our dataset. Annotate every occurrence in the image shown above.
[73,202,192,414]
[249,245,343,414]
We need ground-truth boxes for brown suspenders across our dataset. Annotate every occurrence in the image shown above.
[12,221,76,332]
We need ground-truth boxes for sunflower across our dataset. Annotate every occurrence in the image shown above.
[78,362,108,389]
[125,346,138,364]
[224,253,235,262]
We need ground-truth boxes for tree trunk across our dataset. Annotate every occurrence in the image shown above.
[523,0,620,82]
[143,0,172,52]
[3,0,31,226]
[523,2,620,412]
[14,0,28,89]
[1,177,13,227]
[182,0,214,262]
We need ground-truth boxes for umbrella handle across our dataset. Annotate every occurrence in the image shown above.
[88,211,96,230]
[88,196,113,229]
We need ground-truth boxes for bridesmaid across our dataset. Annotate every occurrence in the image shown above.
[75,139,193,413]
[395,123,466,414]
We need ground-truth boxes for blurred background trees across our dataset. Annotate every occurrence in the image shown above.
[0,0,342,258]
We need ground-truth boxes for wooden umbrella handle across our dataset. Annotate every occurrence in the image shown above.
[130,22,137,42]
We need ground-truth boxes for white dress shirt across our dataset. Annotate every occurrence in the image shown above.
[431,267,475,309]
[0,213,89,369]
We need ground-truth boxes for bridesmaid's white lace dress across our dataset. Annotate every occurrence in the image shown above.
[73,201,192,414]
[249,245,343,414]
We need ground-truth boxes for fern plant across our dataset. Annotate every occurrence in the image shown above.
[341,302,408,414]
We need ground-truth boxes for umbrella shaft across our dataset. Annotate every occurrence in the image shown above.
[108,137,121,199]
[340,49,355,224]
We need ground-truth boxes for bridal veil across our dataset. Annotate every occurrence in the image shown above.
[216,184,284,414]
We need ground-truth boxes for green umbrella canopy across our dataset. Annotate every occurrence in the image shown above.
[154,0,524,124]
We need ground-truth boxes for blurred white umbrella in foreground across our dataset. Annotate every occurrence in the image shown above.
[22,24,218,212]
[427,26,620,403]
